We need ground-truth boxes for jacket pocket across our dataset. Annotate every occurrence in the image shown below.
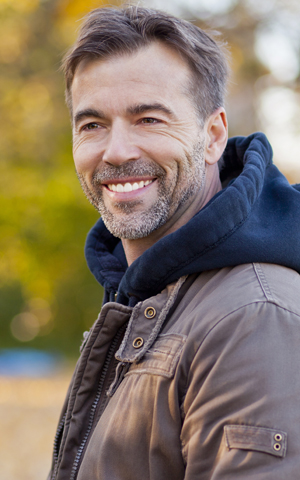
[126,333,186,378]
[224,424,287,458]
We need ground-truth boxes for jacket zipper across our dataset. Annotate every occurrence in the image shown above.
[106,362,130,397]
[51,413,67,480]
[69,325,126,480]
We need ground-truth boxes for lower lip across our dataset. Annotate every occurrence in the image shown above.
[103,181,156,200]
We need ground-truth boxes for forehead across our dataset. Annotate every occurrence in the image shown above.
[71,42,193,113]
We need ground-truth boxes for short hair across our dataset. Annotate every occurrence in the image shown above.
[62,5,229,122]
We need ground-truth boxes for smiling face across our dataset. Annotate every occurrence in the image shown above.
[71,42,210,241]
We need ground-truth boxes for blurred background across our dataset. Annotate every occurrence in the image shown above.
[1,0,300,478]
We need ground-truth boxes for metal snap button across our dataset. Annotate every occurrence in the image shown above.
[133,337,144,349]
[274,433,282,442]
[144,307,156,319]
[273,443,281,451]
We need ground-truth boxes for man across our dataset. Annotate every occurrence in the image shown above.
[49,5,300,480]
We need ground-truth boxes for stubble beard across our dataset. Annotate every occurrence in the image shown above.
[77,140,206,240]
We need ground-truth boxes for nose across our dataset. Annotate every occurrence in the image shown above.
[102,121,140,166]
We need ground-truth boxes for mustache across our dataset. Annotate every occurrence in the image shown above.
[91,160,165,184]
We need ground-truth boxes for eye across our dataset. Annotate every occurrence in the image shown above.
[83,122,100,130]
[141,117,159,124]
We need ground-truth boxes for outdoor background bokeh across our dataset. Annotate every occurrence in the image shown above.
[1,0,300,357]
[1,0,300,478]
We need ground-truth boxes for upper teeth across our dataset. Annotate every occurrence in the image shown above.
[108,180,153,193]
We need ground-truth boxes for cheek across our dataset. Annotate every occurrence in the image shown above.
[73,142,101,176]
[162,148,193,179]
[168,151,201,196]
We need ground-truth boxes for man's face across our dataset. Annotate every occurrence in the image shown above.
[71,42,207,240]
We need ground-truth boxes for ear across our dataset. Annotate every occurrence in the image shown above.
[204,107,228,165]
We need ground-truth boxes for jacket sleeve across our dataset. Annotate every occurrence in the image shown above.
[180,301,300,479]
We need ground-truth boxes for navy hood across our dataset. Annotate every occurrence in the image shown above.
[85,132,300,305]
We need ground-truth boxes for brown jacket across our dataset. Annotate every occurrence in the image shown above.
[49,262,300,479]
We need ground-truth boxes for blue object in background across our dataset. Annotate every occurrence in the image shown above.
[0,348,63,377]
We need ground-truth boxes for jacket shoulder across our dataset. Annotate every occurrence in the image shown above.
[192,262,299,316]
[166,263,300,339]
[252,263,300,312]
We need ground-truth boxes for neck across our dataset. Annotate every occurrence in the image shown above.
[122,163,222,266]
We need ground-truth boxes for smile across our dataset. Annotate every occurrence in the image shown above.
[107,179,153,193]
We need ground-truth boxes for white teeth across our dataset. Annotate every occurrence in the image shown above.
[107,180,153,192]
[124,182,133,192]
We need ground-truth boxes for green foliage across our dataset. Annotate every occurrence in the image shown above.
[1,0,299,356]
[0,0,107,356]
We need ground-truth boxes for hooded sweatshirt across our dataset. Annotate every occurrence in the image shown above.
[85,132,300,304]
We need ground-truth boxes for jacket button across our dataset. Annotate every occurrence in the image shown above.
[133,337,144,349]
[144,307,156,319]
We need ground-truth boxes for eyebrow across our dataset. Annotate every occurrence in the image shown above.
[73,103,175,127]
[73,108,105,127]
[127,103,174,118]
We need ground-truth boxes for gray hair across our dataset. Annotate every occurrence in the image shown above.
[62,5,229,122]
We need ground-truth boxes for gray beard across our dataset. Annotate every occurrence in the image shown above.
[77,140,205,239]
